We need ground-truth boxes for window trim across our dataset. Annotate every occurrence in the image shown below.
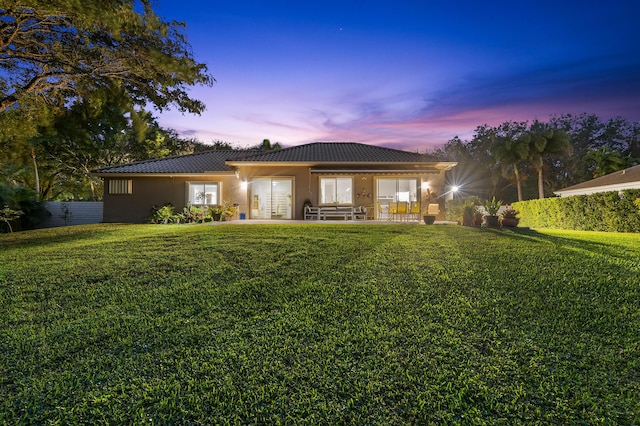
[319,176,353,205]
[187,181,221,206]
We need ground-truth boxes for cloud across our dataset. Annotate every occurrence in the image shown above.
[420,55,640,122]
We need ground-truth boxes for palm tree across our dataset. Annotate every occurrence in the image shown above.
[261,139,282,150]
[583,147,633,178]
[492,121,529,201]
[525,121,572,199]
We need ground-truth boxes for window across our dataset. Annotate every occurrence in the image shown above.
[320,177,352,204]
[376,178,418,203]
[188,182,219,205]
[108,179,132,195]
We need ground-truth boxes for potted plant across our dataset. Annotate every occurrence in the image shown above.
[209,205,224,221]
[302,198,313,216]
[482,196,502,227]
[223,201,239,221]
[499,205,519,227]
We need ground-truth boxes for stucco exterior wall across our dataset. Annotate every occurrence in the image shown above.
[102,175,243,223]
[102,166,451,223]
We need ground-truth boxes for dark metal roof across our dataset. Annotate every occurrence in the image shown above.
[92,150,261,175]
[92,142,447,175]
[227,142,436,163]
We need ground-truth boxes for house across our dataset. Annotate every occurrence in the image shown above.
[92,142,457,223]
[554,164,640,197]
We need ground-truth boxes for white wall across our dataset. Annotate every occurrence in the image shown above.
[41,202,103,228]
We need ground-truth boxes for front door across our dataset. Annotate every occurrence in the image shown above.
[250,178,293,219]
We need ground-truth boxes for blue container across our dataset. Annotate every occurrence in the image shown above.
[239,212,246,220]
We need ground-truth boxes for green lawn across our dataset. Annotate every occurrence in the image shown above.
[1,224,639,424]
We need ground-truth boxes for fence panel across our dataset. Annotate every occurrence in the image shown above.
[41,202,103,228]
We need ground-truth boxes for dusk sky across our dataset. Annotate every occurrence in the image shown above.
[153,1,640,152]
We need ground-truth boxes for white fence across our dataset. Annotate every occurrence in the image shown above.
[41,202,103,228]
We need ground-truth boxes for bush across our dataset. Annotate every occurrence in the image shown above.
[513,189,640,232]
[0,183,46,232]
[149,203,175,223]
[445,196,480,223]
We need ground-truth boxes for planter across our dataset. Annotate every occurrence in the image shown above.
[423,215,436,225]
[500,217,519,227]
[462,212,473,226]
[482,215,499,227]
[212,212,222,221]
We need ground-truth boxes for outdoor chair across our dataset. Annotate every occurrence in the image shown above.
[409,201,421,221]
[396,201,408,221]
[388,202,398,221]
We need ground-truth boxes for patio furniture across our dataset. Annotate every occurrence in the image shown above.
[313,206,356,220]
[353,206,367,220]
[388,202,398,221]
[397,201,408,221]
[304,206,320,220]
[409,201,421,221]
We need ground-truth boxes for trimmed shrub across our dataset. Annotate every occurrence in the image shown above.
[513,189,640,232]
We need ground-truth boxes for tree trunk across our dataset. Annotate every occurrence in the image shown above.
[514,165,523,202]
[538,168,545,199]
[31,149,40,200]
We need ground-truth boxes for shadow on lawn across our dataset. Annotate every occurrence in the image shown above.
[482,227,639,264]
[0,223,149,248]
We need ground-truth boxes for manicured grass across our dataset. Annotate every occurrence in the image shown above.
[1,224,639,424]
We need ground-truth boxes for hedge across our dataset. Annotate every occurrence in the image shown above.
[513,189,640,232]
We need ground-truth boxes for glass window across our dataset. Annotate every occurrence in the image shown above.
[320,177,352,205]
[188,182,219,205]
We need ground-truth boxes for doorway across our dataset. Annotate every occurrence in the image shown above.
[250,178,293,219]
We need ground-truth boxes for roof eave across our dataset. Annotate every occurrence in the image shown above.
[92,171,236,178]
[555,181,640,196]
[227,161,457,168]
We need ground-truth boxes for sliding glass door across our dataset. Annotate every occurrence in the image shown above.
[376,178,418,219]
[250,178,293,219]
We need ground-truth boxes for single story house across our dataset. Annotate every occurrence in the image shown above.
[554,164,640,197]
[93,142,457,223]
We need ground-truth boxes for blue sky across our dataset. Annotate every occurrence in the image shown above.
[153,1,640,152]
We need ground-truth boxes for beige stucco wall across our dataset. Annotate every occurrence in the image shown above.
[102,175,244,223]
[102,166,451,223]
[237,165,449,220]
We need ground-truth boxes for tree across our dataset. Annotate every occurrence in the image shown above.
[525,120,572,199]
[254,139,282,150]
[0,1,213,119]
[549,113,640,187]
[583,147,634,178]
[31,85,209,199]
[491,121,529,201]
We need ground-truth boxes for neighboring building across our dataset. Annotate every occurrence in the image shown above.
[93,142,457,223]
[554,164,640,197]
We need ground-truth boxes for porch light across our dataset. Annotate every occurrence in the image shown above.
[421,182,429,190]
[240,181,248,190]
